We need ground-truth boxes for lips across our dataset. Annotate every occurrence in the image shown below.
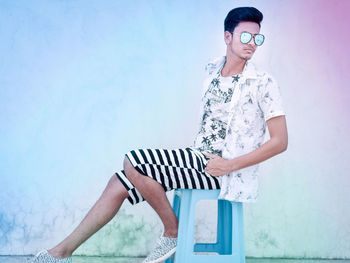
[244,49,254,52]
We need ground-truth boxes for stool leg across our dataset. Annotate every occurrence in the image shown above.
[216,200,233,254]
[173,190,195,263]
[232,202,246,263]
[165,191,182,263]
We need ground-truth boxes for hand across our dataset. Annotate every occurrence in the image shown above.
[203,153,232,177]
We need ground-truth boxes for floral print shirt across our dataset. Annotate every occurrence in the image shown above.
[193,56,285,202]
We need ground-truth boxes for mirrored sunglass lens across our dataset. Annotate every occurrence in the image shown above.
[254,34,264,46]
[240,32,252,44]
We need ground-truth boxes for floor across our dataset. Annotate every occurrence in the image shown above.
[1,256,349,263]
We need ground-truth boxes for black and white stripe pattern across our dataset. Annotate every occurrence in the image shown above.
[115,147,221,205]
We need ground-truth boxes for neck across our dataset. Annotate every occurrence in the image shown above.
[221,52,247,77]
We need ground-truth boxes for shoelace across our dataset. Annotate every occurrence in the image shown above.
[144,237,174,261]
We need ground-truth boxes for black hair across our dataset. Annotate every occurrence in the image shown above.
[224,7,263,33]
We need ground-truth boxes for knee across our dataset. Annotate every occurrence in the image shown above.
[108,175,129,200]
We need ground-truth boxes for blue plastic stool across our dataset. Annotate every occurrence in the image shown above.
[165,189,245,263]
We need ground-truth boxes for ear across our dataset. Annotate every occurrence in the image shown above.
[224,31,232,45]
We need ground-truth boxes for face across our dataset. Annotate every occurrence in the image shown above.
[224,21,261,61]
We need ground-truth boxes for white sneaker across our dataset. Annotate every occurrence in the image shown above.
[142,235,177,263]
[31,250,72,263]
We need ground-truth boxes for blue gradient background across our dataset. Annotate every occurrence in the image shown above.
[1,0,350,259]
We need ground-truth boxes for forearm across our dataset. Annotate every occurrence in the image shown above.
[228,137,287,172]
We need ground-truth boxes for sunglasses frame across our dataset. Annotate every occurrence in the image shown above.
[231,31,265,46]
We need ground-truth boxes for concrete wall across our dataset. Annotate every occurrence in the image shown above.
[1,0,349,259]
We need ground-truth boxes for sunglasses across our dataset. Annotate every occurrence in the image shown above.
[232,31,265,46]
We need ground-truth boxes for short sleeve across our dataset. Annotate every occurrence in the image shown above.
[257,75,286,122]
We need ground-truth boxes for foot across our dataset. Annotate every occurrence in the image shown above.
[31,250,72,263]
[142,235,177,263]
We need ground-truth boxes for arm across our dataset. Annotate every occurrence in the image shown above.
[204,115,288,177]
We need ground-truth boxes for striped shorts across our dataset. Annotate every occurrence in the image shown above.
[115,147,221,205]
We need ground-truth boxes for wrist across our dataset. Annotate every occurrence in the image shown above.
[228,158,240,172]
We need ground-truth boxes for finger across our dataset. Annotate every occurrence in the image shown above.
[203,152,216,158]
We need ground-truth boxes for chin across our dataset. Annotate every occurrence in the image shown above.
[240,55,252,61]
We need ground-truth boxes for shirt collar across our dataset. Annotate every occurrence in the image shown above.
[214,56,259,80]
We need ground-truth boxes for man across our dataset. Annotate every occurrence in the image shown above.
[32,6,288,263]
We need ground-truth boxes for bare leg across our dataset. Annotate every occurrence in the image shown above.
[48,175,129,259]
[123,157,178,238]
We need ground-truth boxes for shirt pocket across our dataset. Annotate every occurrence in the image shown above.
[239,90,261,118]
[232,92,259,134]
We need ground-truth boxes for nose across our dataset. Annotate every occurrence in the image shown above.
[248,37,256,47]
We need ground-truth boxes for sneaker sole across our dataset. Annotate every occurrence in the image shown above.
[144,247,176,263]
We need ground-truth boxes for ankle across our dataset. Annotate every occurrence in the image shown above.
[48,248,72,259]
[163,229,178,238]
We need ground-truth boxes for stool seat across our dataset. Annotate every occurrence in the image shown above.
[166,189,245,263]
